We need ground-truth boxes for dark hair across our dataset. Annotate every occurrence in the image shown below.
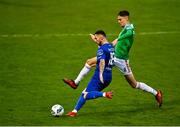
[118,10,129,17]
[94,30,106,37]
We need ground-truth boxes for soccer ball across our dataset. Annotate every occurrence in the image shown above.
[51,104,64,117]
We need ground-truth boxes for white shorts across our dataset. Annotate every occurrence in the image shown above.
[114,57,132,75]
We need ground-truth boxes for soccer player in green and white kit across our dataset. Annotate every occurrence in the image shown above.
[63,10,163,107]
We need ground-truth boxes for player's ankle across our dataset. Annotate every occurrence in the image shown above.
[103,92,106,97]
[74,80,79,85]
[72,109,77,113]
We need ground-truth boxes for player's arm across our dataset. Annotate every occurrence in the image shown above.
[118,29,133,40]
[90,34,97,42]
[111,38,118,46]
[99,59,105,84]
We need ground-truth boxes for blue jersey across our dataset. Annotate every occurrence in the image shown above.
[86,43,114,92]
[92,43,114,83]
[95,43,114,73]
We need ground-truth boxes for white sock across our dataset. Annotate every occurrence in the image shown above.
[74,63,91,85]
[72,109,77,113]
[103,92,106,97]
[136,82,157,96]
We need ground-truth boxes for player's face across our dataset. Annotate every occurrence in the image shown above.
[94,34,103,46]
[117,15,129,27]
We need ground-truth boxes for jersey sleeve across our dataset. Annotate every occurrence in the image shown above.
[97,49,106,60]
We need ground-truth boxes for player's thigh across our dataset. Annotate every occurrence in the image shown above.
[103,73,112,86]
[86,78,101,92]
[86,57,97,66]
[114,57,132,75]
[86,79,111,92]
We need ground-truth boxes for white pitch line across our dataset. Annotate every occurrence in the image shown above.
[138,31,180,35]
[0,31,180,38]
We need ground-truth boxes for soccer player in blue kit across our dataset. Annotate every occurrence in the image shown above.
[66,30,114,117]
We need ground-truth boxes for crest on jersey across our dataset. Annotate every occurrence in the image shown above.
[97,49,104,56]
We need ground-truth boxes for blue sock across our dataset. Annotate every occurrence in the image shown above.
[74,94,86,111]
[85,91,103,100]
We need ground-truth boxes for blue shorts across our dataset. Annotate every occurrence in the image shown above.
[86,72,112,92]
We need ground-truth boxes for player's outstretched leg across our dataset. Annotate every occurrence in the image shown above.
[136,82,163,107]
[85,91,113,100]
[66,93,86,117]
[74,57,97,85]
[125,74,163,107]
[63,57,96,89]
[66,91,113,117]
[63,63,92,89]
[74,63,92,85]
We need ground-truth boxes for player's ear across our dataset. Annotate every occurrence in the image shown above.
[101,36,104,41]
[125,16,129,21]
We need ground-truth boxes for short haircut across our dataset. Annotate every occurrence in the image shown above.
[118,10,129,17]
[94,30,106,37]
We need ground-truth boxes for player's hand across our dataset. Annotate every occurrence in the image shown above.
[99,74,104,84]
[90,34,97,42]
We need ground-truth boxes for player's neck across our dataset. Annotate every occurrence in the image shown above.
[122,21,130,28]
[101,39,108,45]
[126,20,130,24]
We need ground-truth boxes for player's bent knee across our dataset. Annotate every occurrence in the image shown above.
[86,59,93,67]
[86,59,90,65]
[86,58,96,67]
[82,91,88,99]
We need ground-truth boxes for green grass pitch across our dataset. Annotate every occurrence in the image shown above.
[0,0,180,125]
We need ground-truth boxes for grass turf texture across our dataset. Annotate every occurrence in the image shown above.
[0,0,180,126]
